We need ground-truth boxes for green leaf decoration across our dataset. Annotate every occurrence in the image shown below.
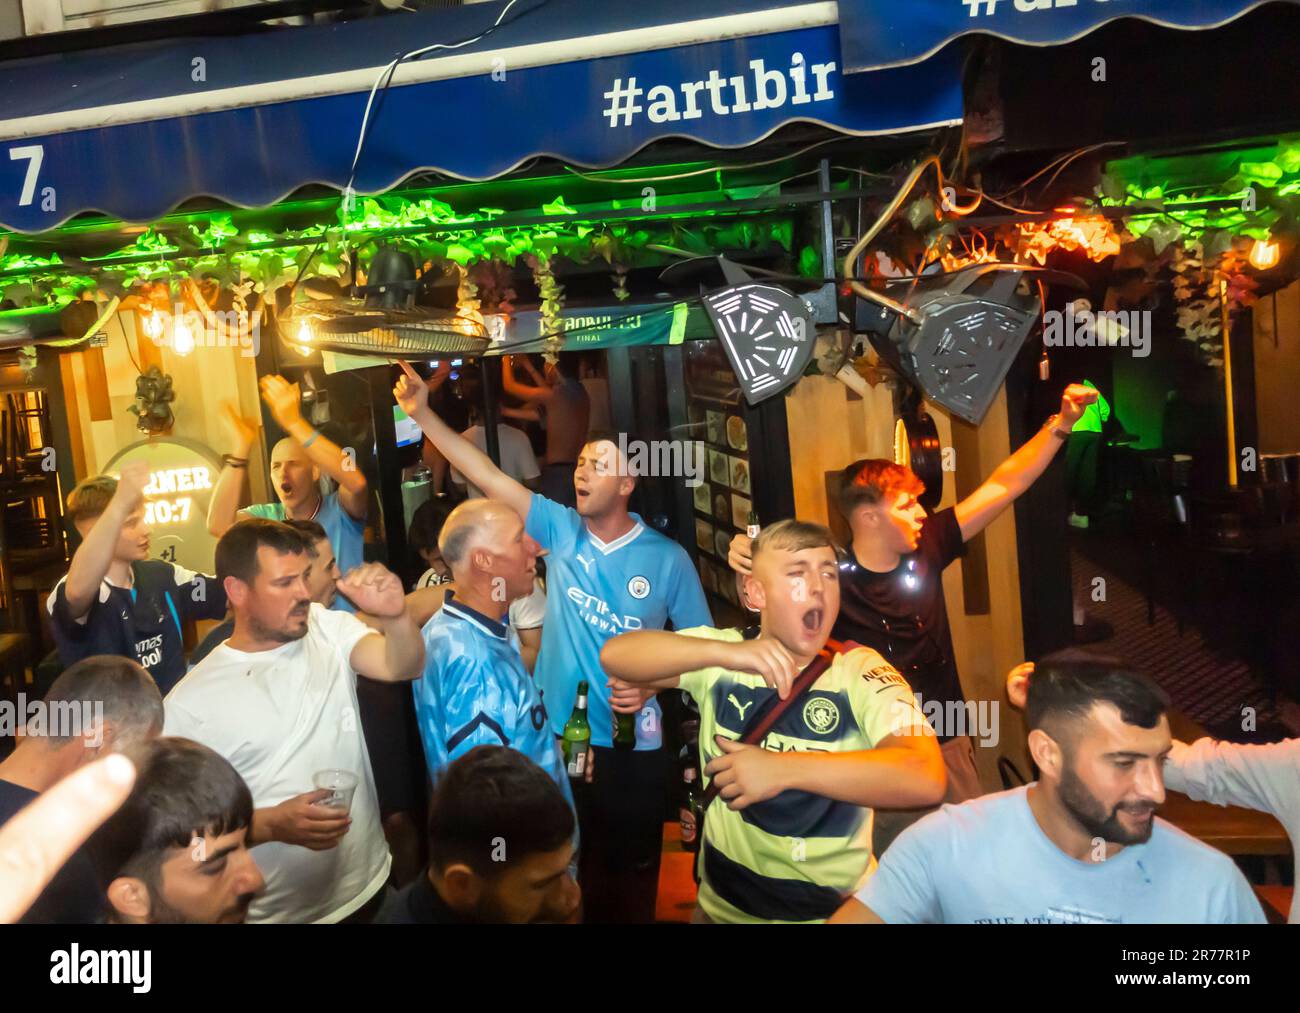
[542,197,577,216]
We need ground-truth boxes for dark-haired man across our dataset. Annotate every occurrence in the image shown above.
[501,354,589,508]
[603,520,943,924]
[377,746,580,924]
[731,385,1100,851]
[396,362,710,923]
[92,737,263,924]
[190,518,340,665]
[0,655,163,923]
[831,654,1265,923]
[164,519,424,923]
[47,462,228,694]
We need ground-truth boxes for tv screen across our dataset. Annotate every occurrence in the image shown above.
[393,406,422,448]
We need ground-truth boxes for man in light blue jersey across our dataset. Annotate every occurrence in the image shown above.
[832,653,1265,924]
[395,360,711,923]
[413,498,574,812]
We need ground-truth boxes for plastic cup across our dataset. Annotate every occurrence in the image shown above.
[312,769,359,814]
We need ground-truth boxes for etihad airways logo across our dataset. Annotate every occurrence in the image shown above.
[565,587,644,635]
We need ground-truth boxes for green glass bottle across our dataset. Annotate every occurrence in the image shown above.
[563,681,592,779]
[613,708,637,751]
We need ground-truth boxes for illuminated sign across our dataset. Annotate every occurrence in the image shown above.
[104,439,223,574]
[141,467,213,527]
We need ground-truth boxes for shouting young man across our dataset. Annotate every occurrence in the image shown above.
[394,360,710,923]
[602,520,945,924]
[730,384,1100,852]
[207,376,368,608]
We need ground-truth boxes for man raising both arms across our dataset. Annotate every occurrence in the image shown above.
[394,360,711,924]
[501,354,589,509]
[730,383,1100,853]
[207,375,368,607]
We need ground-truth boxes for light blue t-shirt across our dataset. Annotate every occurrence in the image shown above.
[246,490,365,612]
[525,494,711,750]
[858,786,1265,924]
[414,594,574,813]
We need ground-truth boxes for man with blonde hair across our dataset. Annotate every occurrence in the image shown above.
[601,519,945,923]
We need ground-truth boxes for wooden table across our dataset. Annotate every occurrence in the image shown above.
[1160,710,1292,858]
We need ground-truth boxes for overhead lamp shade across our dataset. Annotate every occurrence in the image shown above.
[878,266,1044,425]
[704,283,817,406]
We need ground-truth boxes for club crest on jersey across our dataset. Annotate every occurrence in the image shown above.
[802,696,840,736]
[627,575,651,600]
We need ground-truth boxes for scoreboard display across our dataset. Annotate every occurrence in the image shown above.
[103,437,224,575]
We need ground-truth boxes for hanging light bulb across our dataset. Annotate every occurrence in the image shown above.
[295,321,313,356]
[1249,238,1280,270]
[140,310,164,342]
[172,317,195,356]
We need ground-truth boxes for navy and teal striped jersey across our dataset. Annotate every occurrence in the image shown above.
[414,593,573,811]
[526,493,711,749]
[677,626,933,924]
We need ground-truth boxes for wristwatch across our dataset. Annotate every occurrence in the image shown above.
[1047,414,1072,441]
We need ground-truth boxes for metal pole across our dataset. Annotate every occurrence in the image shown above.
[482,356,502,467]
[1219,278,1238,488]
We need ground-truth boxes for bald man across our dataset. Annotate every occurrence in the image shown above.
[412,499,574,809]
[208,376,368,608]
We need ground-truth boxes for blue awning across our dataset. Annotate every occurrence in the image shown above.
[0,0,962,234]
[837,0,1300,73]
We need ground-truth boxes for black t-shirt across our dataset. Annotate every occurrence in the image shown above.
[47,560,228,696]
[832,506,966,738]
[375,873,467,925]
[190,618,235,668]
[0,778,106,924]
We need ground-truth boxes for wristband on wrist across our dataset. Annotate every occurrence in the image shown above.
[222,454,248,468]
[1047,414,1072,440]
[300,429,321,450]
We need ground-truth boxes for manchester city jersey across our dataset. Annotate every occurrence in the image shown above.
[525,494,712,750]
[677,626,933,924]
[414,594,573,811]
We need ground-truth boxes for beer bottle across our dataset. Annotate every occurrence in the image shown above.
[563,681,592,779]
[680,767,702,854]
[742,509,761,613]
[613,708,637,751]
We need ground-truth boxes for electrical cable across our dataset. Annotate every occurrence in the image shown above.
[562,136,845,185]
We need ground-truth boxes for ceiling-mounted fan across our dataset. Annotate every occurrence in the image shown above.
[281,245,491,360]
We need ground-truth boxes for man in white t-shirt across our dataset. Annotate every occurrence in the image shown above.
[164,518,425,924]
[451,408,540,501]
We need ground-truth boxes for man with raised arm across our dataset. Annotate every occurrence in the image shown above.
[500,354,589,508]
[47,462,228,695]
[729,384,1100,852]
[394,360,710,924]
[602,519,944,923]
[207,375,368,601]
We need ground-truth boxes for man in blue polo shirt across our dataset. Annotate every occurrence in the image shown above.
[207,375,368,608]
[395,360,711,923]
[47,462,228,695]
[413,499,572,811]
